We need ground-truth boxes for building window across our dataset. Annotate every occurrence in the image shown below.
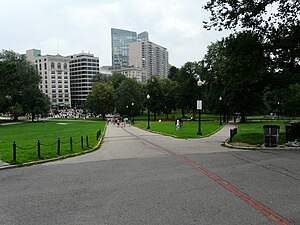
[64,63,67,70]
[44,63,47,70]
[51,62,55,70]
[57,63,61,70]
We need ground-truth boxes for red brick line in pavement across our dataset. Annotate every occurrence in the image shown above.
[123,128,294,225]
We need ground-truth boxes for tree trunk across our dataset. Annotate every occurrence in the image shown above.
[181,108,185,118]
[241,112,246,123]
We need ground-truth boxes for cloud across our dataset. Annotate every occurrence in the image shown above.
[0,0,230,68]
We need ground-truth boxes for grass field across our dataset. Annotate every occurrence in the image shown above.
[231,121,290,145]
[0,120,105,164]
[133,120,222,138]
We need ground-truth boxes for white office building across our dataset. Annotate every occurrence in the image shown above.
[26,49,71,108]
[68,53,100,107]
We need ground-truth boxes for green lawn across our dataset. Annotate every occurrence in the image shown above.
[231,121,290,145]
[0,120,105,164]
[133,120,222,138]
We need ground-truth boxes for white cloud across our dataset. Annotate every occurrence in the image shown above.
[0,0,231,67]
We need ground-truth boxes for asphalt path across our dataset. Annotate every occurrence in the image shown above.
[0,123,299,225]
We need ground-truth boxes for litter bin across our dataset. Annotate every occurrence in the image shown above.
[263,125,280,147]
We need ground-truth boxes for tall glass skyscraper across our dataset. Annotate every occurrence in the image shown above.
[111,28,137,69]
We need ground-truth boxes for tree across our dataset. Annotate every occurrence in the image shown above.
[160,78,178,119]
[85,83,115,119]
[114,78,143,118]
[203,0,300,87]
[202,41,227,114]
[107,73,127,90]
[283,84,300,116]
[144,77,164,120]
[0,50,48,120]
[176,62,201,118]
[168,66,180,81]
[91,73,109,84]
[222,32,268,122]
[22,87,51,121]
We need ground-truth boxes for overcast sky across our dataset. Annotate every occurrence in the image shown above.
[0,0,231,67]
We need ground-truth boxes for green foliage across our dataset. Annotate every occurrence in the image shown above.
[0,50,50,119]
[114,78,143,117]
[108,73,127,90]
[85,83,115,117]
[168,66,179,81]
[159,78,178,118]
[92,73,109,83]
[176,62,201,116]
[144,77,164,119]
[283,84,300,116]
[203,0,300,92]
[202,32,268,121]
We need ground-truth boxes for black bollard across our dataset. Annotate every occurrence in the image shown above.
[57,138,61,155]
[37,140,41,159]
[13,141,16,162]
[70,137,73,152]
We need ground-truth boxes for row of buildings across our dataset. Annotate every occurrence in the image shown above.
[26,28,169,108]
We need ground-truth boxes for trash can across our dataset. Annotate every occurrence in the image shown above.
[263,125,280,147]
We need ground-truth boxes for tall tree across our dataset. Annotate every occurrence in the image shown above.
[22,87,51,121]
[168,66,180,81]
[203,0,300,86]
[0,50,49,120]
[85,83,115,119]
[114,78,143,118]
[222,32,268,121]
[283,84,300,116]
[160,78,178,119]
[107,73,127,90]
[91,73,109,84]
[144,76,164,120]
[176,62,202,117]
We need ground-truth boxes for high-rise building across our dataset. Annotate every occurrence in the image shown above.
[137,31,149,41]
[111,28,137,69]
[26,49,71,108]
[68,52,100,107]
[129,40,169,80]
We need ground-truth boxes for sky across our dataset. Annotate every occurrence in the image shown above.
[0,0,231,68]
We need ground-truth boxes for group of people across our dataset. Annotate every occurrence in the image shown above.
[108,117,132,127]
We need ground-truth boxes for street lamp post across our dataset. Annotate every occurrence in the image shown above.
[219,96,222,125]
[277,101,280,121]
[131,102,135,124]
[196,78,204,135]
[147,94,150,129]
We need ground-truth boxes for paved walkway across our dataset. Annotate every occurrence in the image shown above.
[0,122,238,168]
[46,122,239,166]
